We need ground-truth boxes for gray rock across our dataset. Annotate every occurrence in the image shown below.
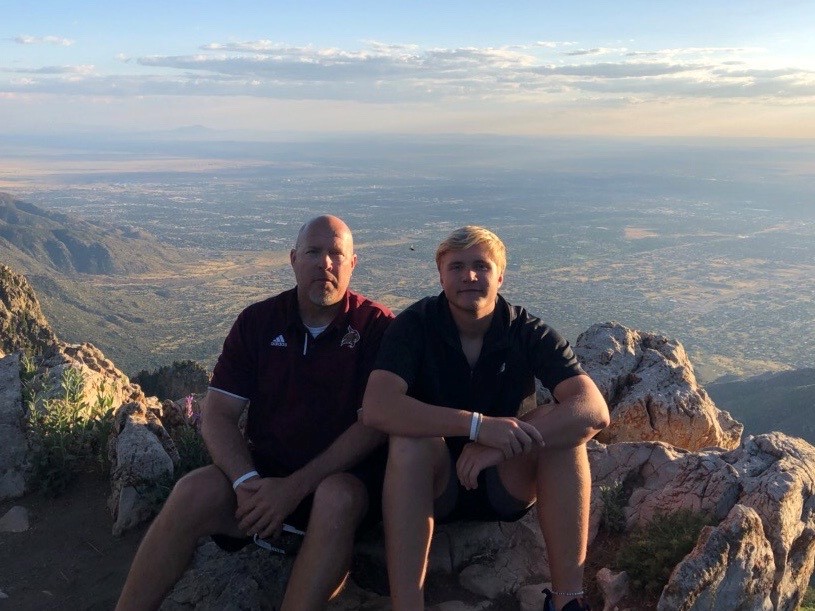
[110,413,174,536]
[589,433,815,609]
[658,504,775,611]
[571,322,743,451]
[595,568,629,611]
[0,353,27,501]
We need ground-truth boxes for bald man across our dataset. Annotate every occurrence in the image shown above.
[117,216,394,611]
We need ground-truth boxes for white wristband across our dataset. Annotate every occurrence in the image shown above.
[232,470,259,490]
[469,411,481,441]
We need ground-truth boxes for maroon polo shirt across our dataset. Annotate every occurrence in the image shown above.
[209,288,393,473]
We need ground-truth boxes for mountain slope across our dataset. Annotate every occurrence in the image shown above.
[0,192,180,276]
[706,368,815,444]
[0,193,285,374]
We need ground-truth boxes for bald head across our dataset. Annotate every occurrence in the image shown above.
[295,215,354,251]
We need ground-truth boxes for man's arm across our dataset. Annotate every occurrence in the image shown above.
[362,369,543,459]
[200,388,254,482]
[235,421,385,538]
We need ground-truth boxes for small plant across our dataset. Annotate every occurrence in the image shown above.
[26,367,115,496]
[599,480,628,534]
[615,509,712,597]
[802,586,815,611]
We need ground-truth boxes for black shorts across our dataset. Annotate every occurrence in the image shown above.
[212,444,387,553]
[434,445,535,523]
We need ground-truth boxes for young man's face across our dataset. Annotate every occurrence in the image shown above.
[438,243,504,317]
[290,219,357,309]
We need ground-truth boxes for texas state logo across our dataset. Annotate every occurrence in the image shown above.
[340,325,360,349]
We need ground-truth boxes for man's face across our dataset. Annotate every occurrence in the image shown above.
[438,243,504,316]
[290,219,357,308]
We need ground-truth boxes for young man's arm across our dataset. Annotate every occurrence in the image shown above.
[454,373,609,488]
[526,373,610,448]
[362,369,543,459]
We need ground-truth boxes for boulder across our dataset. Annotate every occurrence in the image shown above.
[589,433,815,609]
[658,504,774,611]
[572,322,743,451]
[0,353,27,500]
[108,401,177,536]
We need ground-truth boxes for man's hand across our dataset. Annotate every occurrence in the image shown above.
[476,415,544,459]
[456,442,504,490]
[234,477,304,539]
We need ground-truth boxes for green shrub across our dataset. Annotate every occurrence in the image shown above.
[599,480,628,534]
[802,586,815,610]
[615,509,712,597]
[26,367,115,496]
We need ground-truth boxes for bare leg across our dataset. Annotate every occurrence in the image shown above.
[536,444,591,610]
[383,436,450,611]
[116,465,244,611]
[280,473,368,611]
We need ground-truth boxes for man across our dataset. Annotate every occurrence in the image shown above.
[362,226,610,611]
[117,215,393,611]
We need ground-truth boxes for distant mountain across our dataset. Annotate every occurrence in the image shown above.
[0,192,179,275]
[706,369,815,445]
[0,193,207,373]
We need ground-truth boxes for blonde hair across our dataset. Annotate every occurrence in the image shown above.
[435,226,507,272]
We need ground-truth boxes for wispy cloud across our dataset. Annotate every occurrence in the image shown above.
[13,35,74,46]
[3,39,814,106]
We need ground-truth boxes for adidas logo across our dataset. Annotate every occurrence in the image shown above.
[270,335,287,347]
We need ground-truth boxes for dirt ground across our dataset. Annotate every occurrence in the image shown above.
[0,474,147,610]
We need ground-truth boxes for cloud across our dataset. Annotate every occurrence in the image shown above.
[13,35,74,46]
[3,39,813,107]
[8,65,95,75]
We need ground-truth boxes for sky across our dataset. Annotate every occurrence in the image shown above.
[2,0,815,138]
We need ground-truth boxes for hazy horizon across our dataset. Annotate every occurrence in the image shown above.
[1,133,812,381]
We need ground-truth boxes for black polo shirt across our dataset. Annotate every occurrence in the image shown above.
[373,292,583,456]
[209,288,393,472]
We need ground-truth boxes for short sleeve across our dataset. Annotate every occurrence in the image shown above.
[373,307,426,389]
[526,319,584,393]
[209,308,256,400]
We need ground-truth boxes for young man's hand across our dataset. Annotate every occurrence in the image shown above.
[476,416,544,459]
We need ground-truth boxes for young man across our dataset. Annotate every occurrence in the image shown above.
[117,215,393,611]
[362,226,609,611]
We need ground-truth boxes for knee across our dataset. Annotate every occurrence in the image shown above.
[161,465,232,523]
[310,473,368,530]
[388,435,444,471]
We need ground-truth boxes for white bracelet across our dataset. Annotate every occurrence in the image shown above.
[232,470,259,490]
[474,412,483,441]
[469,411,481,441]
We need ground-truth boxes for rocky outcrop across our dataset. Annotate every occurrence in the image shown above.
[573,322,743,451]
[108,401,176,536]
[0,353,27,500]
[36,342,146,411]
[658,504,775,611]
[0,264,58,357]
[590,433,815,609]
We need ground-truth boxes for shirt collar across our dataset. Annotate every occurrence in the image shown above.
[286,288,351,334]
